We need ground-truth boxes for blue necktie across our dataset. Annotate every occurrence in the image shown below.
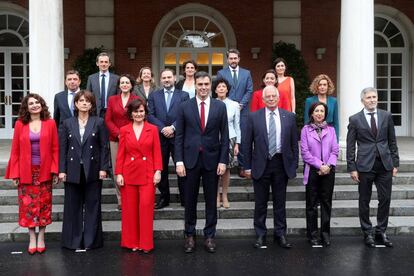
[166,90,172,112]
[101,74,106,108]
[232,69,238,86]
[268,111,277,158]
[70,92,75,115]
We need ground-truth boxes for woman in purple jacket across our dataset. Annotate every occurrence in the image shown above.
[300,102,339,247]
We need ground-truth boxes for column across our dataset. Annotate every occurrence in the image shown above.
[29,0,64,114]
[338,0,374,158]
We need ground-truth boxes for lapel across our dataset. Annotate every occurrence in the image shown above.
[205,97,215,130]
[169,90,180,112]
[376,109,384,135]
[358,110,375,139]
[190,98,202,131]
[308,126,327,142]
[108,73,115,91]
[279,108,287,147]
[62,90,72,116]
[258,109,269,149]
[70,117,82,146]
[81,116,95,145]
[158,90,168,113]
[127,122,149,156]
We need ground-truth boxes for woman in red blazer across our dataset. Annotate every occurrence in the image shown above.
[105,74,140,209]
[250,69,277,112]
[6,93,59,255]
[115,98,162,253]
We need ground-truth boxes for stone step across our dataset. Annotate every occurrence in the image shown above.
[0,172,414,189]
[0,184,413,205]
[1,216,414,242]
[1,199,413,222]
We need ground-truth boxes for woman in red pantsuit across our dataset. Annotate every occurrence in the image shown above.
[6,93,59,255]
[115,98,162,253]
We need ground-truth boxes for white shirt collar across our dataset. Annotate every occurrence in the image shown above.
[265,107,279,117]
[364,108,377,115]
[229,66,239,72]
[196,96,210,106]
[100,71,109,77]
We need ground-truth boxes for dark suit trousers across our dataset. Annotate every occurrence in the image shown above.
[358,158,392,236]
[306,167,335,239]
[237,107,249,168]
[159,137,185,204]
[184,153,219,238]
[62,166,103,249]
[253,154,288,238]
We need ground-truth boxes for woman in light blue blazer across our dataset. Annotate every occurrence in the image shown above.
[213,77,240,209]
[304,74,339,140]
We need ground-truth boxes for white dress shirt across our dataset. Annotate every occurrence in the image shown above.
[67,88,80,110]
[223,98,241,143]
[265,107,282,153]
[230,66,239,79]
[364,108,378,128]
[196,96,210,128]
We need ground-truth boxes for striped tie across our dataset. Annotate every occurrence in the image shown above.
[268,111,277,158]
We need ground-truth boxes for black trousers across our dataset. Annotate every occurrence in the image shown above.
[62,166,103,249]
[184,153,218,238]
[253,154,288,238]
[358,158,392,236]
[305,167,335,239]
[158,138,185,204]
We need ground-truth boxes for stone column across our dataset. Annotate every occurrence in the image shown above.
[29,0,64,113]
[338,0,374,158]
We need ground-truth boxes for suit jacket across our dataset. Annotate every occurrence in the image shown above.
[346,109,399,172]
[59,116,110,184]
[105,93,140,141]
[133,83,157,102]
[147,88,189,133]
[304,96,339,139]
[243,108,298,179]
[216,67,253,108]
[300,124,339,184]
[115,122,163,185]
[6,119,59,184]
[175,97,229,170]
[54,90,74,126]
[86,72,119,114]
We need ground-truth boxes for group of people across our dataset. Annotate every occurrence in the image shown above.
[5,49,399,255]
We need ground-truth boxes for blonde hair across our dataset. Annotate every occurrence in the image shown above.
[309,74,335,95]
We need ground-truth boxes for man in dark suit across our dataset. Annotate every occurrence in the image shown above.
[148,68,189,209]
[217,48,253,177]
[175,71,229,253]
[243,85,298,249]
[86,52,119,117]
[346,87,399,248]
[54,70,81,126]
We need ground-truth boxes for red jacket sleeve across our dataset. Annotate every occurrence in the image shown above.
[105,96,120,140]
[50,120,59,174]
[5,120,22,179]
[152,125,163,171]
[250,90,261,112]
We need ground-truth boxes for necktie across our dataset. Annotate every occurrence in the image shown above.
[166,90,172,112]
[369,112,377,137]
[70,92,75,115]
[232,69,238,86]
[200,101,205,132]
[101,74,106,108]
[268,111,277,158]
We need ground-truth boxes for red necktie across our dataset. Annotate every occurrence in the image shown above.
[200,101,205,131]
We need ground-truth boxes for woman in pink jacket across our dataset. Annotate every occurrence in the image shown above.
[300,102,338,247]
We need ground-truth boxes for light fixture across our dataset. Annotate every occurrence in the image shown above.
[127,47,137,59]
[315,48,326,60]
[250,47,261,59]
[64,48,70,60]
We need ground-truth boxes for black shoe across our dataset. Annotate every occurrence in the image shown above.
[184,236,195,253]
[321,233,331,247]
[309,238,321,246]
[155,198,169,210]
[253,236,267,249]
[275,235,292,249]
[375,232,393,247]
[364,234,375,248]
[204,238,216,253]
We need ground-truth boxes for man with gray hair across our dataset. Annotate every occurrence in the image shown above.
[346,87,399,247]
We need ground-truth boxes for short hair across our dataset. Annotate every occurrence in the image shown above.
[96,52,111,63]
[261,69,277,88]
[65,70,80,79]
[226,48,240,57]
[262,85,279,99]
[307,102,328,124]
[117,74,136,93]
[212,77,231,98]
[360,87,377,100]
[182,60,198,78]
[194,71,211,82]
[309,74,335,95]
[73,90,97,116]
[136,66,155,85]
[160,68,175,76]
[18,93,51,124]
[126,98,148,121]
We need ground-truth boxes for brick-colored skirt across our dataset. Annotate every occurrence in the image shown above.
[17,166,52,228]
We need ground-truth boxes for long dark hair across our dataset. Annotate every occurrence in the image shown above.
[18,93,51,124]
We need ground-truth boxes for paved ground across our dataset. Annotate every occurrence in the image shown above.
[1,236,414,276]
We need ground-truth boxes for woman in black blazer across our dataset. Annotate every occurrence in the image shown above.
[58,90,110,250]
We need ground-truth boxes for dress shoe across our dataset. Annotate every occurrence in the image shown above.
[321,233,331,247]
[37,247,46,254]
[253,236,267,249]
[364,234,376,248]
[375,232,393,247]
[117,204,122,211]
[204,238,216,253]
[309,238,321,246]
[184,236,195,253]
[155,199,169,210]
[275,235,292,249]
[238,167,246,178]
[28,247,37,255]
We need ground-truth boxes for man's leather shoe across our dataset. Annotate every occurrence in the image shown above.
[155,199,169,210]
[204,238,216,253]
[364,234,375,248]
[321,233,331,247]
[309,238,320,246]
[275,235,292,249]
[253,236,267,249]
[184,236,195,253]
[375,232,393,247]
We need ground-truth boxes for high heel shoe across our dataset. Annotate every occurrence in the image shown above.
[28,247,37,255]
[37,247,46,254]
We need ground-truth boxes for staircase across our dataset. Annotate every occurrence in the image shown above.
[1,162,414,242]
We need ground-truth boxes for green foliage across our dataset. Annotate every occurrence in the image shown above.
[272,41,311,131]
[72,46,104,89]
